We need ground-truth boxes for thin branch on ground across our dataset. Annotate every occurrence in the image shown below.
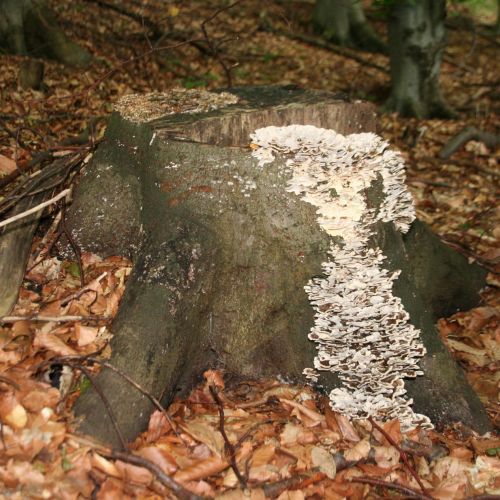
[0,149,86,216]
[0,315,109,323]
[262,472,326,498]
[0,189,71,229]
[85,357,182,439]
[75,364,128,451]
[369,417,430,497]
[439,125,500,159]
[59,272,107,306]
[0,374,21,390]
[351,476,433,500]
[439,237,498,274]
[209,384,247,488]
[101,450,203,500]
[44,355,183,440]
[260,22,388,74]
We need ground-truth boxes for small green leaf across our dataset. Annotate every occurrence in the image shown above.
[63,261,80,279]
[61,446,74,471]
[486,447,499,457]
[77,376,91,395]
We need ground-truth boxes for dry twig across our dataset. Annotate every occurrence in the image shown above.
[209,384,247,488]
[369,417,430,497]
[102,450,203,500]
[351,476,433,500]
[0,189,71,229]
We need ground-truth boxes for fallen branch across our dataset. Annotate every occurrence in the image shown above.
[59,272,107,306]
[77,363,128,451]
[351,476,432,500]
[0,189,71,229]
[369,417,430,497]
[263,472,326,497]
[209,384,247,488]
[45,355,183,440]
[102,450,203,500]
[260,22,388,74]
[439,126,500,159]
[0,314,109,323]
[0,374,21,390]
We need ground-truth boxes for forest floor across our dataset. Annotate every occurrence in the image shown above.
[0,0,499,498]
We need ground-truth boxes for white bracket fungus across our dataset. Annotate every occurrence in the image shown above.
[251,125,432,430]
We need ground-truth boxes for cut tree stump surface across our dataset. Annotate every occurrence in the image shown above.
[66,86,490,447]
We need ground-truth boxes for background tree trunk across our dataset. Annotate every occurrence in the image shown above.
[385,0,454,119]
[0,0,91,67]
[313,0,385,53]
[67,86,490,447]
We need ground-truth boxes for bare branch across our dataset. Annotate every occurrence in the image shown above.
[0,189,71,229]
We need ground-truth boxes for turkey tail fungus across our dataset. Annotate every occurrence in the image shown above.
[66,86,491,447]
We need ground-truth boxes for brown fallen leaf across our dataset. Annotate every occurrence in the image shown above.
[115,460,153,485]
[311,445,336,479]
[334,412,360,442]
[174,456,229,482]
[0,154,16,175]
[0,392,28,429]
[74,323,99,347]
[34,331,77,356]
[22,387,60,412]
[138,446,178,475]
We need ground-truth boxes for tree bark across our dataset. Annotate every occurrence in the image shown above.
[0,0,91,67]
[66,86,490,447]
[385,0,454,119]
[313,0,386,53]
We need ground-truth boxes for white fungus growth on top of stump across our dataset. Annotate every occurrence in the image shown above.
[251,125,432,430]
[115,89,239,123]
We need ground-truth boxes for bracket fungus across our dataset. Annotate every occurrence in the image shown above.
[251,125,430,429]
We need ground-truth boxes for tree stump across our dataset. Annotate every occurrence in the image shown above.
[67,86,490,447]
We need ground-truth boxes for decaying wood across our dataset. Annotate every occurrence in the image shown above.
[64,86,491,447]
[0,196,43,316]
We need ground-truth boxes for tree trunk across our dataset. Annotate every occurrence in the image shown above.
[0,0,91,67]
[66,86,490,448]
[313,0,386,53]
[385,0,454,119]
[496,0,500,34]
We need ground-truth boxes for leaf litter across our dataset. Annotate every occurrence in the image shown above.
[0,0,499,497]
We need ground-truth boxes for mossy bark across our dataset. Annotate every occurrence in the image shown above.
[67,86,490,447]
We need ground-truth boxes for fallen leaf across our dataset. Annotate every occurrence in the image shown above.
[138,446,178,475]
[115,460,153,485]
[344,438,371,462]
[311,446,336,479]
[0,392,28,429]
[0,154,16,175]
[174,456,228,482]
[203,369,225,389]
[74,323,98,347]
[334,413,360,442]
[34,331,77,356]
